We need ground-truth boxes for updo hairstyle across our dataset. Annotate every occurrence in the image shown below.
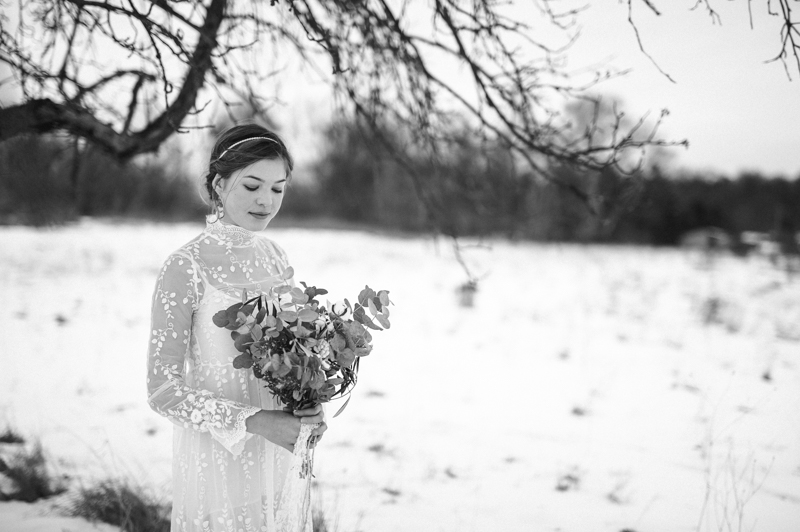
[203,124,294,206]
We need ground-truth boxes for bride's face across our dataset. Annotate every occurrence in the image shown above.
[216,158,287,231]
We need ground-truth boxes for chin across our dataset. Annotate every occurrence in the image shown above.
[227,211,276,231]
[245,216,273,232]
[239,221,268,232]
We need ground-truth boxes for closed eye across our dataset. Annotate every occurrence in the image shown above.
[272,188,284,194]
[245,185,258,192]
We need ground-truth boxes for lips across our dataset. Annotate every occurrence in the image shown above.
[249,212,271,219]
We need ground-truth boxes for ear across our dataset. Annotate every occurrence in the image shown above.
[211,174,223,194]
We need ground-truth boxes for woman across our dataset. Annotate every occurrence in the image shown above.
[147,124,326,532]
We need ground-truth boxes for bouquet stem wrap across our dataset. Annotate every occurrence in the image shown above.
[295,422,318,479]
[274,423,317,530]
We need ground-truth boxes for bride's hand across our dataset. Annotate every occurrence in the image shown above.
[292,405,327,449]
[245,406,327,451]
[245,410,302,452]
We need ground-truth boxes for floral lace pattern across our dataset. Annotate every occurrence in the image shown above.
[147,218,312,532]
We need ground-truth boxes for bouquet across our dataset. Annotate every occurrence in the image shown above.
[212,266,392,477]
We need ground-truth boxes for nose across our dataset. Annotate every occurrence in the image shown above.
[256,192,270,207]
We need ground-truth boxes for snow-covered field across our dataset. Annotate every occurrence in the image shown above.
[1,220,799,532]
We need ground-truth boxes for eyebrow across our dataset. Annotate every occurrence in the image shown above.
[243,175,287,184]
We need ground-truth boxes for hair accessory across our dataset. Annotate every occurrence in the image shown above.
[216,136,279,161]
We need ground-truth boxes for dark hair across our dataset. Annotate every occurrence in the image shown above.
[203,124,294,203]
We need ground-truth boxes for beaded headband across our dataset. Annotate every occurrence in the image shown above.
[216,136,279,161]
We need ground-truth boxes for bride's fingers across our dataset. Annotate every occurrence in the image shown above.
[309,422,327,448]
[299,413,324,424]
[293,405,322,417]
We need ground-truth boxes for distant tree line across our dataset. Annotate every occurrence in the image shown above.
[0,135,205,225]
[1,126,798,248]
[307,119,800,246]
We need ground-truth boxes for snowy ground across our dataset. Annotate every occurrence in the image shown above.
[0,220,798,532]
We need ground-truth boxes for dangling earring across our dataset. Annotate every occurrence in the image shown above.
[211,191,225,222]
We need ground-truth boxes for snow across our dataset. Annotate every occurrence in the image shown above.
[1,220,798,531]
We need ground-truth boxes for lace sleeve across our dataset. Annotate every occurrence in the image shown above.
[146,251,259,456]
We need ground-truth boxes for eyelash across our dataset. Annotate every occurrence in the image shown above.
[244,186,283,194]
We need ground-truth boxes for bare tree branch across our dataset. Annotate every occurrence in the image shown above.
[629,0,800,80]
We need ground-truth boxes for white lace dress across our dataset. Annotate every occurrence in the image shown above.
[147,218,312,532]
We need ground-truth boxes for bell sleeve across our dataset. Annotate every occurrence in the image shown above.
[146,251,260,456]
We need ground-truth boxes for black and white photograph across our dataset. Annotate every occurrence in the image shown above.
[1,1,799,531]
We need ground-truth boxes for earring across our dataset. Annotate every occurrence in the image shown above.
[211,192,225,221]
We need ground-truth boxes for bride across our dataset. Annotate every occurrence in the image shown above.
[146,124,326,531]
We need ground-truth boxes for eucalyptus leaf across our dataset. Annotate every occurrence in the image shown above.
[355,345,373,357]
[309,373,324,390]
[378,290,391,307]
[368,298,379,317]
[296,342,314,357]
[225,306,240,324]
[337,348,356,368]
[330,333,346,352]
[281,266,295,280]
[291,293,309,305]
[275,285,292,295]
[357,286,377,307]
[298,308,318,323]
[232,353,254,369]
[376,314,391,329]
[212,310,229,327]
[234,333,252,352]
[278,310,298,322]
[353,305,381,331]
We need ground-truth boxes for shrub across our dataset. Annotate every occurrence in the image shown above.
[0,441,67,502]
[0,427,25,444]
[312,501,340,532]
[69,478,171,532]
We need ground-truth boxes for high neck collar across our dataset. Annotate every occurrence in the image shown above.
[204,215,257,245]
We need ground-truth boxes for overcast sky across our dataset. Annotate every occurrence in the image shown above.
[3,0,798,178]
[270,0,800,178]
[570,0,800,177]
